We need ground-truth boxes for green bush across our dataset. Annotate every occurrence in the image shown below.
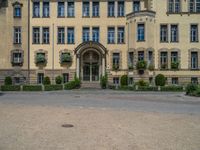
[23,85,42,91]
[112,64,119,71]
[186,84,198,95]
[64,78,80,90]
[171,62,179,70]
[155,74,166,86]
[43,76,51,85]
[61,53,72,63]
[160,86,184,92]
[192,88,200,97]
[44,84,63,91]
[137,86,158,91]
[135,80,149,86]
[120,75,128,86]
[100,75,108,89]
[36,53,46,64]
[55,76,62,84]
[4,76,12,85]
[136,60,147,70]
[1,85,20,91]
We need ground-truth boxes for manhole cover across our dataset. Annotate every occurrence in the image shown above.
[62,124,74,128]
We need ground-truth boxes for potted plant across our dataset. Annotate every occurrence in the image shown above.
[161,63,168,70]
[136,60,147,74]
[171,61,179,70]
[61,53,72,64]
[36,53,46,65]
[112,63,119,71]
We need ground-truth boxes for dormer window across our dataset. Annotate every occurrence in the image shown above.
[12,2,23,18]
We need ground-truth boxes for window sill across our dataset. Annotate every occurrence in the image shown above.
[13,16,21,18]
[42,16,50,18]
[137,40,145,42]
[42,43,50,45]
[92,16,100,18]
[160,41,169,43]
[117,16,125,18]
[117,42,125,44]
[82,16,90,18]
[57,16,65,18]
[57,43,65,45]
[32,16,40,18]
[107,16,116,18]
[67,43,75,45]
[13,43,22,45]
[32,43,40,45]
[190,41,199,43]
[170,41,179,43]
[107,42,115,44]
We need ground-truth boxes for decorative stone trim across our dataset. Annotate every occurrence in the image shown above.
[11,49,24,66]
[59,49,73,66]
[126,10,156,20]
[34,49,48,66]
[12,1,23,7]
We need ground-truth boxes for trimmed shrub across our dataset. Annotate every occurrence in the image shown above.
[192,88,200,97]
[135,80,149,87]
[137,86,158,91]
[100,75,108,89]
[23,85,42,91]
[44,84,63,91]
[120,75,128,86]
[186,84,198,95]
[155,74,166,86]
[4,76,12,85]
[43,76,51,85]
[55,76,62,84]
[160,86,184,92]
[1,85,20,91]
[64,78,80,90]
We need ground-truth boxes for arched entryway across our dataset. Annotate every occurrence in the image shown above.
[75,41,107,82]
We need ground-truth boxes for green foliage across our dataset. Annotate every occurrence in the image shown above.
[120,75,128,86]
[4,76,12,85]
[23,85,42,91]
[55,76,63,84]
[61,53,72,63]
[136,60,147,70]
[1,85,20,91]
[160,86,184,92]
[171,62,179,70]
[112,64,119,71]
[64,76,80,90]
[36,53,46,64]
[137,86,158,91]
[186,84,199,96]
[135,79,149,86]
[155,74,166,86]
[161,63,168,70]
[100,74,108,89]
[43,76,51,85]
[128,64,134,70]
[44,85,63,91]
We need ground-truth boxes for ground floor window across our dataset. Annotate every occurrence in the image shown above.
[37,73,44,84]
[14,77,20,85]
[63,73,69,83]
[191,77,198,84]
[128,77,133,85]
[172,77,179,85]
[149,77,153,85]
[113,77,119,85]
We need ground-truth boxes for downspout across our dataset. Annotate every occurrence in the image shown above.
[28,0,30,84]
[52,23,55,83]
[127,21,130,85]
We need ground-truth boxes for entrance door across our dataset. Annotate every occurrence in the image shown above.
[83,63,99,82]
[92,63,99,81]
[83,63,90,81]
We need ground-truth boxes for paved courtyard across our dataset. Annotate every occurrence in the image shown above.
[0,90,200,150]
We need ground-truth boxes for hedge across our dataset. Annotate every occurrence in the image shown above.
[1,85,21,91]
[186,84,200,97]
[44,85,63,91]
[64,80,80,90]
[137,86,158,91]
[160,86,184,92]
[23,85,43,91]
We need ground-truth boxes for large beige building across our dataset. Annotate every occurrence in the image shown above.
[0,0,200,86]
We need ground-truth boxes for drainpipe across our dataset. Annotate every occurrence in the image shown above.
[28,0,30,84]
[127,21,130,85]
[52,23,55,84]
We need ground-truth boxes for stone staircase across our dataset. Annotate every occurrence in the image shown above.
[81,81,101,89]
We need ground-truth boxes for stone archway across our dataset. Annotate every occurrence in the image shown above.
[75,41,107,82]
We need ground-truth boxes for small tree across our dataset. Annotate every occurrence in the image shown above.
[120,75,128,86]
[43,76,51,85]
[4,76,12,85]
[55,76,62,84]
[155,74,166,86]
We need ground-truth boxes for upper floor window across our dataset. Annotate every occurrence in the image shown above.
[133,0,140,12]
[113,53,120,66]
[83,2,90,17]
[33,27,40,44]
[58,2,65,17]
[191,24,199,42]
[42,27,49,44]
[43,2,50,17]
[171,51,178,63]
[108,1,115,17]
[138,51,144,61]
[168,0,181,13]
[171,25,178,42]
[92,27,99,42]
[14,27,21,44]
[137,24,145,41]
[13,4,22,18]
[57,27,65,44]
[92,2,99,17]
[160,52,168,69]
[191,77,198,84]
[12,52,22,64]
[129,52,134,67]
[189,0,200,12]
[160,25,168,42]
[67,27,75,44]
[33,2,40,17]
[83,27,90,42]
[117,27,125,43]
[191,52,198,69]
[68,2,75,17]
[148,51,153,65]
[118,1,124,17]
[108,27,115,44]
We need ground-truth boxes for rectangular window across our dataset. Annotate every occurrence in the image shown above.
[33,2,40,17]
[42,27,49,44]
[128,52,134,67]
[171,25,178,42]
[14,27,21,44]
[58,2,65,17]
[13,53,22,63]
[57,27,65,44]
[118,1,124,17]
[191,52,198,69]
[191,24,198,42]
[160,52,168,69]
[137,24,145,41]
[169,0,174,12]
[138,51,144,61]
[197,0,200,12]
[14,6,21,18]
[67,27,75,44]
[92,2,99,17]
[128,77,134,85]
[108,27,115,44]
[190,0,200,12]
[133,0,140,12]
[168,0,180,13]
[33,27,40,44]
[191,77,198,84]
[63,73,69,83]
[174,0,180,13]
[108,1,115,17]
[172,77,179,85]
[43,2,49,17]
[148,51,153,65]
[68,2,75,17]
[171,52,178,63]
[117,27,125,43]
[37,73,44,84]
[113,53,120,66]
[92,27,99,42]
[83,2,90,17]
[113,77,119,85]
[83,27,90,42]
[160,25,168,42]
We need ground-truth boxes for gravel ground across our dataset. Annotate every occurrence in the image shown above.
[0,103,200,150]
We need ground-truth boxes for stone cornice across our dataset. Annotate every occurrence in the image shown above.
[126,10,156,20]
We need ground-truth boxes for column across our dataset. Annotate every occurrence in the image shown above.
[76,55,80,78]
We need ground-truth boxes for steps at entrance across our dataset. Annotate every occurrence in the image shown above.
[81,82,101,89]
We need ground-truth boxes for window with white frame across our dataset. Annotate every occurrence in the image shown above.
[92,2,99,17]
[171,24,178,42]
[14,27,21,44]
[43,2,49,17]
[83,27,90,42]
[37,73,44,84]
[113,77,119,85]
[33,27,40,44]
[189,0,200,12]
[190,24,199,42]
[108,1,115,17]
[13,52,22,64]
[13,5,21,18]
[117,27,125,43]
[113,53,120,66]
[160,52,168,69]
[67,27,75,44]
[148,51,153,65]
[33,1,40,17]
[171,51,178,63]
[108,27,115,44]
[118,1,124,17]
[58,2,65,17]
[83,2,90,17]
[63,73,69,83]
[172,77,179,85]
[133,0,140,12]
[42,27,49,44]
[137,24,145,41]
[160,25,168,42]
[128,52,134,67]
[57,27,65,44]
[138,51,144,61]
[168,0,181,13]
[191,52,198,69]
[92,27,99,42]
[68,2,75,17]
